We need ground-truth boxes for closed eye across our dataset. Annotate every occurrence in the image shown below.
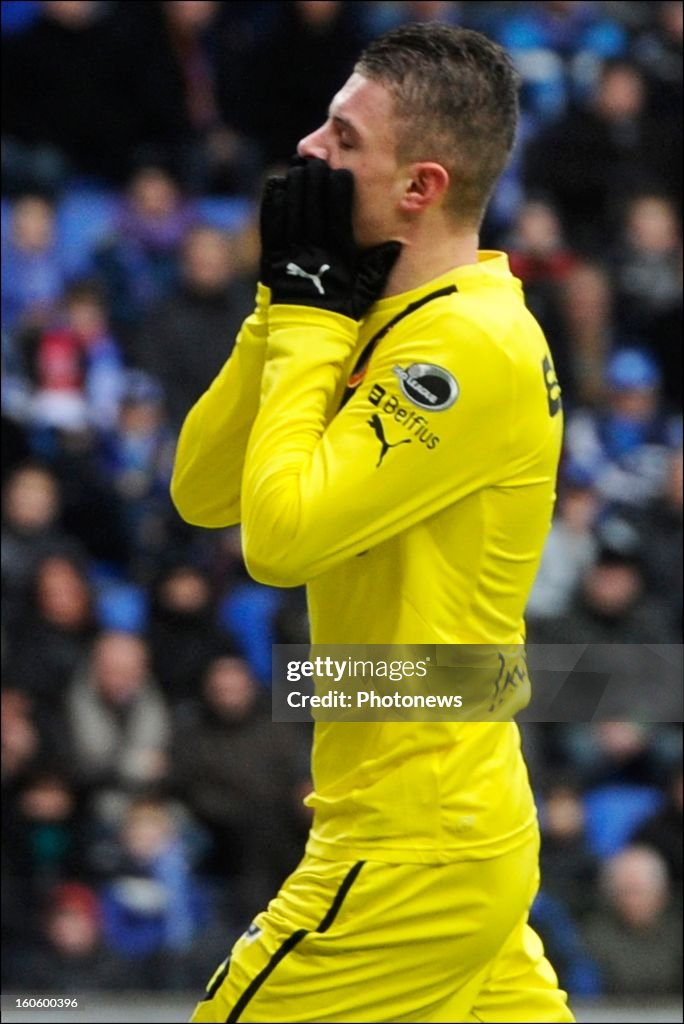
[331,114,360,151]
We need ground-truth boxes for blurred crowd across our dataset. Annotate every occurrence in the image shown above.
[1,0,682,999]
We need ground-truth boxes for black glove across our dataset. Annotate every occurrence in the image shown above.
[259,174,287,289]
[259,158,401,320]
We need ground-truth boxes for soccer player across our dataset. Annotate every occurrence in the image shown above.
[172,23,574,1024]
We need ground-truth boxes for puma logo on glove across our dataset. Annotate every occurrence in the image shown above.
[259,157,402,321]
[286,262,331,295]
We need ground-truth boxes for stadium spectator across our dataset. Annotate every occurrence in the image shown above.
[146,562,230,712]
[1,463,78,632]
[242,1,367,165]
[1,690,41,784]
[99,795,210,988]
[495,0,627,127]
[597,445,683,646]
[528,531,677,647]
[66,631,171,813]
[8,881,125,991]
[4,553,96,730]
[1,194,67,336]
[66,281,125,432]
[582,845,683,995]
[538,778,599,919]
[3,338,31,441]
[558,261,613,405]
[171,656,311,917]
[25,280,125,437]
[507,199,580,403]
[610,194,682,407]
[133,225,253,429]
[0,693,67,987]
[3,769,88,898]
[33,431,130,571]
[524,59,678,253]
[131,1,263,196]
[565,722,680,792]
[633,765,683,891]
[526,470,599,620]
[93,166,194,343]
[564,348,682,510]
[631,0,683,117]
[97,370,176,577]
[1,0,152,190]
[185,525,303,687]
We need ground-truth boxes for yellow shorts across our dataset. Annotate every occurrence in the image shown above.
[191,832,575,1023]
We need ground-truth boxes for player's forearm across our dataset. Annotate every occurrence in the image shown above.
[171,285,270,527]
[240,159,402,579]
[241,307,358,585]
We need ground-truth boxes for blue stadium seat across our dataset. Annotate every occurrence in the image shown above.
[583,784,665,858]
[1,0,40,35]
[57,187,119,278]
[195,196,253,234]
[218,582,281,686]
[95,580,149,633]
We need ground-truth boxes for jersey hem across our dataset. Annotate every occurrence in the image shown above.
[304,815,539,865]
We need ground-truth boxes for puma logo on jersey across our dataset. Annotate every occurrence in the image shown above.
[286,262,330,295]
[367,413,412,468]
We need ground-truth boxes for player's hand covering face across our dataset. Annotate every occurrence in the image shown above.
[259,157,401,321]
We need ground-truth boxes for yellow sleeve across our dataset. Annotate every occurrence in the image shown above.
[241,303,516,587]
[171,284,270,527]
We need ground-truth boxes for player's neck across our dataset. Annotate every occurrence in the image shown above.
[383,227,479,298]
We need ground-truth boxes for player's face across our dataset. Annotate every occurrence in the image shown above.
[297,73,408,248]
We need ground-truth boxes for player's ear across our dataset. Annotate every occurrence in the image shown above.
[400,162,450,214]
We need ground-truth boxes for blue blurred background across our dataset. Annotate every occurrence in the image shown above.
[1,0,681,1011]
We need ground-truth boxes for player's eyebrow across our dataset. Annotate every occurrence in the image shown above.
[330,112,362,141]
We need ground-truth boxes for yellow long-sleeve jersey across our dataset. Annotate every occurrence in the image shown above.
[172,251,563,864]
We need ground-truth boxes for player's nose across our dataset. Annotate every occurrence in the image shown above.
[297,125,328,161]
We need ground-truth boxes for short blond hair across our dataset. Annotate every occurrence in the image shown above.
[356,24,519,227]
